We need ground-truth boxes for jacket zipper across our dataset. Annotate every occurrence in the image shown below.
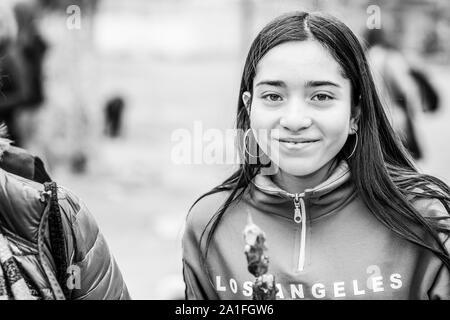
[293,193,306,272]
[248,182,308,272]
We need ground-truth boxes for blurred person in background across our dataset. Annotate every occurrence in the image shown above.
[0,2,50,183]
[0,3,130,300]
[0,0,47,148]
[104,96,125,138]
[364,28,424,160]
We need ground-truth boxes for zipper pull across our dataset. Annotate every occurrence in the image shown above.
[293,194,302,224]
[39,190,51,203]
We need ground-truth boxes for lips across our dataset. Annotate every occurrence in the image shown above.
[277,137,320,144]
[275,137,320,151]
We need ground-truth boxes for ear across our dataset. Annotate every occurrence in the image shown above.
[349,104,361,134]
[242,91,252,115]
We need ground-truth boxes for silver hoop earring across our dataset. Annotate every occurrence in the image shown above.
[243,129,261,158]
[346,131,358,160]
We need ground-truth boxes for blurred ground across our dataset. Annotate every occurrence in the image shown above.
[20,0,450,299]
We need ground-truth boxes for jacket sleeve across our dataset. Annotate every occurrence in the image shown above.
[59,188,130,300]
[182,259,208,300]
[182,197,220,300]
[415,197,450,300]
[428,236,450,300]
[428,263,450,299]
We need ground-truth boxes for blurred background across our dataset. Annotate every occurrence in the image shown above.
[0,0,449,299]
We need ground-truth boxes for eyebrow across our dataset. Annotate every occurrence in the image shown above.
[305,80,341,88]
[255,80,287,88]
[255,80,341,89]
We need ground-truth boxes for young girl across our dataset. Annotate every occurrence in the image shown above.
[182,11,450,300]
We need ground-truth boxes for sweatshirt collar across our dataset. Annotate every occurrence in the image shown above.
[246,160,355,221]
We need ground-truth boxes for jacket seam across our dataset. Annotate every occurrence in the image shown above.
[1,227,39,253]
[76,228,100,265]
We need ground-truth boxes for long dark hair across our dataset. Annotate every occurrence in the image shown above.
[189,12,450,284]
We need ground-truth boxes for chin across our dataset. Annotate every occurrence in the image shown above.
[276,158,325,177]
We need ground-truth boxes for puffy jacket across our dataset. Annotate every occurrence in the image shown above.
[182,160,450,300]
[0,145,130,299]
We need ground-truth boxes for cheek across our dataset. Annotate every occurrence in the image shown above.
[315,107,352,161]
[249,105,276,130]
[320,113,351,143]
[248,105,277,152]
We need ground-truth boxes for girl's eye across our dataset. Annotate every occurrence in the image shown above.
[263,94,283,102]
[311,93,333,102]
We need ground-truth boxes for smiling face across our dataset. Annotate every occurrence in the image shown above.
[244,40,358,179]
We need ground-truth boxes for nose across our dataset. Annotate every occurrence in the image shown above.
[279,98,312,132]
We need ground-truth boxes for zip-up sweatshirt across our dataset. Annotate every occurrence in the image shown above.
[182,161,450,300]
